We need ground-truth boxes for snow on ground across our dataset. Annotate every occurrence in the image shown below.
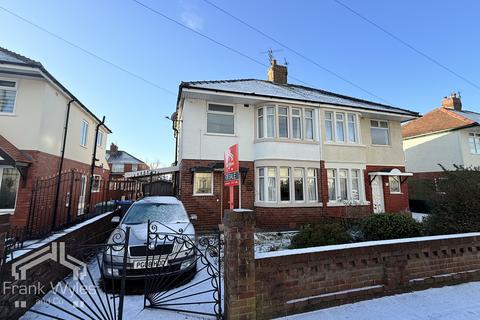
[22,242,223,320]
[278,282,480,320]
[254,231,297,254]
[412,212,429,222]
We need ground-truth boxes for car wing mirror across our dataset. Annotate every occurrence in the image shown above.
[111,216,121,224]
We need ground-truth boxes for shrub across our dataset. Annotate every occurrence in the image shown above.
[423,166,480,235]
[362,213,422,241]
[289,222,352,249]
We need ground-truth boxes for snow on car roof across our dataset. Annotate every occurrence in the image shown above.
[136,196,181,204]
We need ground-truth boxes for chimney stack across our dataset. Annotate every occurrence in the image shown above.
[110,142,118,154]
[267,59,288,85]
[442,92,462,111]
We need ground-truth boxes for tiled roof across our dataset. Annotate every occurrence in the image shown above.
[402,107,478,138]
[181,79,419,117]
[0,134,33,164]
[0,47,42,67]
[106,150,145,165]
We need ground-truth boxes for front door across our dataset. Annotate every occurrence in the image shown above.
[371,176,385,213]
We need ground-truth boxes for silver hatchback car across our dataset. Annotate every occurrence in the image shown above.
[102,196,197,280]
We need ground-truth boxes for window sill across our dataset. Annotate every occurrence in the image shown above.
[390,192,403,195]
[370,144,392,147]
[0,209,14,215]
[324,142,366,147]
[0,112,16,117]
[193,193,215,197]
[327,201,370,207]
[254,138,319,145]
[254,201,322,208]
[204,132,236,137]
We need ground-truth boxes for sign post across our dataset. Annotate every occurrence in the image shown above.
[224,144,239,210]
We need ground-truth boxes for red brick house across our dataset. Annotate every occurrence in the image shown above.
[106,143,149,180]
[403,93,480,210]
[174,60,419,231]
[0,47,111,229]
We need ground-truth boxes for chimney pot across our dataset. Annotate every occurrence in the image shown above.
[442,92,462,111]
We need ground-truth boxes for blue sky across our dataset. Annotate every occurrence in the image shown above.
[1,0,479,166]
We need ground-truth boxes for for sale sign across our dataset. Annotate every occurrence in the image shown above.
[224,144,239,187]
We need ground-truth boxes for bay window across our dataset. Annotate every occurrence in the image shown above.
[278,107,289,138]
[327,168,365,203]
[207,103,235,135]
[257,166,319,204]
[256,105,316,141]
[292,108,302,139]
[0,167,20,211]
[325,111,359,144]
[193,172,213,195]
[370,120,389,145]
[0,80,16,114]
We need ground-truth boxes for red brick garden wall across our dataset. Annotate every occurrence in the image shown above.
[254,233,480,319]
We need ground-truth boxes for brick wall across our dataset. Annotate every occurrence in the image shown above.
[0,211,115,319]
[11,150,109,229]
[254,233,480,318]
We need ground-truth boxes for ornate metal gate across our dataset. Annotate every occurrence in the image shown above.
[143,221,223,319]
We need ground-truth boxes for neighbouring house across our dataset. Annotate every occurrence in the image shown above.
[0,47,111,230]
[106,143,149,180]
[402,92,480,211]
[173,59,419,231]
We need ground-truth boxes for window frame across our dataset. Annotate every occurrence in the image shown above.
[293,167,305,202]
[468,132,480,155]
[327,167,365,204]
[131,164,138,172]
[111,163,124,173]
[389,175,401,194]
[279,167,291,202]
[96,131,104,148]
[0,166,20,213]
[91,174,101,193]
[304,108,315,141]
[206,102,236,135]
[193,172,214,196]
[80,120,89,147]
[0,79,18,115]
[370,119,390,146]
[306,168,318,202]
[277,106,290,138]
[324,110,360,144]
[291,108,302,140]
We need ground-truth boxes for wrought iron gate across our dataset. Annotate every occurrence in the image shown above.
[23,227,130,320]
[143,221,224,319]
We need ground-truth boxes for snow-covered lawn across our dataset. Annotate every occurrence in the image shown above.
[254,231,297,254]
[412,212,429,222]
[279,282,480,320]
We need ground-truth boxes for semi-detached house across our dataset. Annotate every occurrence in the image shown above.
[174,60,419,230]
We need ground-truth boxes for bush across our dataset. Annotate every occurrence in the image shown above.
[289,222,352,249]
[362,213,422,241]
[423,166,480,235]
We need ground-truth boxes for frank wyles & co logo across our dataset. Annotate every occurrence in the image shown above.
[4,242,87,308]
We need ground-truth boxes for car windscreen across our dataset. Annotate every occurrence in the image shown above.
[122,203,188,225]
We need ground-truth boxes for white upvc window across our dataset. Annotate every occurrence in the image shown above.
[325,110,359,144]
[279,167,290,202]
[306,168,317,202]
[80,120,89,147]
[304,109,315,140]
[257,106,276,139]
[291,108,302,139]
[193,172,213,195]
[96,131,103,148]
[266,167,277,201]
[257,108,264,139]
[370,120,390,145]
[278,106,289,138]
[112,163,124,173]
[469,133,480,154]
[131,164,138,172]
[0,167,20,212]
[293,168,305,201]
[92,175,101,193]
[327,168,365,203]
[389,176,401,193]
[0,79,17,114]
[207,103,235,135]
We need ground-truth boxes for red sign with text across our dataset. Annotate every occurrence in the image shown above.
[224,144,239,187]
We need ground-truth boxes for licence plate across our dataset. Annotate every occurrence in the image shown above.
[133,259,166,269]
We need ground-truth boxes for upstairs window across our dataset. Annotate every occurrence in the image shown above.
[336,113,346,142]
[370,120,390,145]
[278,107,289,138]
[291,108,302,139]
[325,111,358,144]
[348,114,358,143]
[469,133,480,154]
[112,163,124,173]
[80,120,88,147]
[207,103,234,135]
[304,109,314,140]
[131,164,138,172]
[96,131,103,147]
[325,111,334,142]
[0,80,16,114]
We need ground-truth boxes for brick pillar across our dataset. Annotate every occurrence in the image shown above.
[383,254,408,291]
[0,214,10,262]
[224,209,256,320]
